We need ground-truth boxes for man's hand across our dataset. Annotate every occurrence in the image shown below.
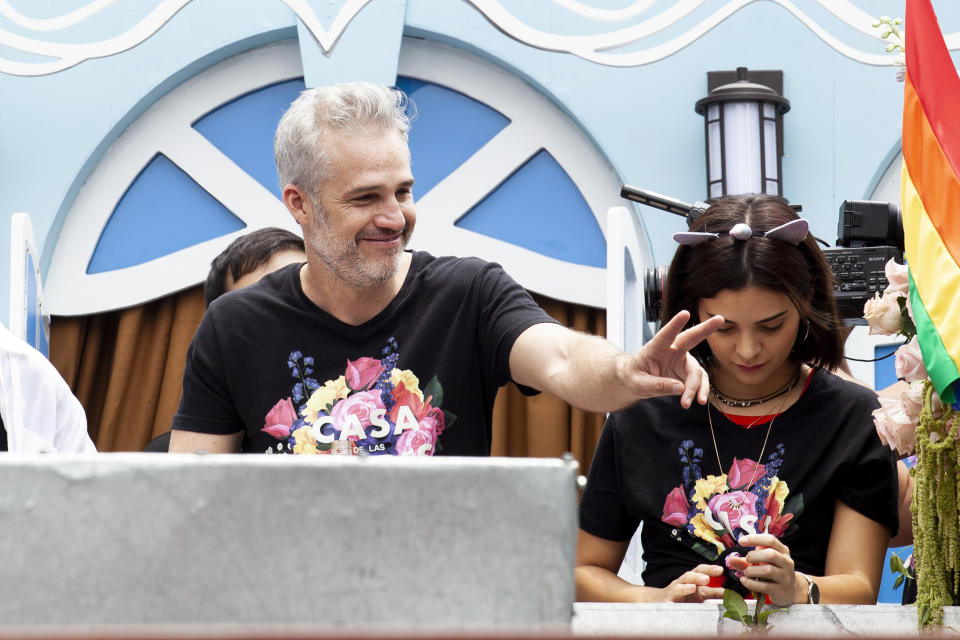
[620,310,724,408]
[510,311,723,413]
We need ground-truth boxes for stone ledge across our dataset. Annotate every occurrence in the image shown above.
[573,602,960,636]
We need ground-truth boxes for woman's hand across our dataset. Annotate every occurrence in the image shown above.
[657,564,725,602]
[729,534,801,606]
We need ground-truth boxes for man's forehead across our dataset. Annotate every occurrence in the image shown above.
[324,126,408,151]
[323,129,413,188]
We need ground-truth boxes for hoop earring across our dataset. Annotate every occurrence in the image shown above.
[792,320,810,354]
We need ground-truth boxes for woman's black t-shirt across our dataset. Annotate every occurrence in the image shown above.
[579,369,898,589]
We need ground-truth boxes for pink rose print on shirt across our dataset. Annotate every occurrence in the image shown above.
[659,441,799,570]
[727,458,767,490]
[262,397,297,439]
[394,406,445,456]
[707,490,759,532]
[395,427,434,456]
[266,339,456,456]
[662,486,691,526]
[328,390,386,440]
[345,357,386,391]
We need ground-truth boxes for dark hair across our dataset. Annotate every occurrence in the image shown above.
[660,194,843,370]
[204,227,305,307]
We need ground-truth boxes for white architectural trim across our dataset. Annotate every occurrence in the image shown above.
[0,0,122,31]
[45,41,302,315]
[47,37,641,314]
[400,37,638,308]
[465,0,951,67]
[605,206,654,353]
[0,0,372,76]
[548,0,656,23]
[4,0,956,76]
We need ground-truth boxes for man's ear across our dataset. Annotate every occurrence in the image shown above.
[282,184,310,225]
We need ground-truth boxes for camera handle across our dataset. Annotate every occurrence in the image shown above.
[620,185,710,223]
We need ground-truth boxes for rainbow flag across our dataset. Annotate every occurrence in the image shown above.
[901,0,960,404]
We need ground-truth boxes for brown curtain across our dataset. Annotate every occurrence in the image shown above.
[50,286,207,451]
[49,288,607,471]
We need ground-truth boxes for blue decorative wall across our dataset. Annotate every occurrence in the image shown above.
[2,0,957,604]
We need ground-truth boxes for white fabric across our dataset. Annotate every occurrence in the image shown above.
[0,324,95,452]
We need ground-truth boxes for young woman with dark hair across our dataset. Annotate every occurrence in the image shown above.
[576,194,898,606]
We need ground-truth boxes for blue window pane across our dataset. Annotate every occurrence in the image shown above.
[193,77,508,203]
[878,547,912,603]
[396,77,510,198]
[874,344,899,390]
[88,154,245,274]
[25,252,39,353]
[193,79,306,198]
[456,150,606,268]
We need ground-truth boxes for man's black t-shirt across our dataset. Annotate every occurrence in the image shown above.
[172,251,556,456]
[579,369,898,589]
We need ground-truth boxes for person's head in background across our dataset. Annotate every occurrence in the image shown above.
[143,227,306,453]
[661,194,844,393]
[204,227,306,307]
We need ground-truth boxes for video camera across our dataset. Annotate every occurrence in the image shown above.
[621,185,905,325]
[823,201,903,321]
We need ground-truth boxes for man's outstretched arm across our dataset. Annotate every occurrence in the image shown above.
[509,310,723,413]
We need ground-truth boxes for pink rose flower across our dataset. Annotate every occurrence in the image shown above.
[931,391,944,419]
[394,406,445,456]
[345,357,385,391]
[873,397,917,457]
[900,381,925,423]
[895,337,928,382]
[421,406,445,438]
[661,486,690,526]
[883,258,910,298]
[328,390,385,439]
[727,458,767,490]
[395,426,438,456]
[707,490,758,532]
[863,292,902,336]
[262,397,297,439]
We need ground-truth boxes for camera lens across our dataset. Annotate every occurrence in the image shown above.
[644,265,666,325]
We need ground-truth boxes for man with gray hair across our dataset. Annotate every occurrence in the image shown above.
[170,81,721,456]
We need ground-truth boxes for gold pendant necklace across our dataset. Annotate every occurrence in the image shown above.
[706,371,800,487]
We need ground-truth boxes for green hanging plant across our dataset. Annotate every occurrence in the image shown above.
[911,380,960,626]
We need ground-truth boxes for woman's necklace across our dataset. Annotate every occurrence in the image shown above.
[711,367,801,408]
[705,370,801,484]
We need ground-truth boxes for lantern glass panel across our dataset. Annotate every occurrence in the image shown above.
[763,103,778,193]
[707,104,723,198]
[722,101,761,194]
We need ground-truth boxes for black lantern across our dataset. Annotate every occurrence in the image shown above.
[695,67,790,199]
